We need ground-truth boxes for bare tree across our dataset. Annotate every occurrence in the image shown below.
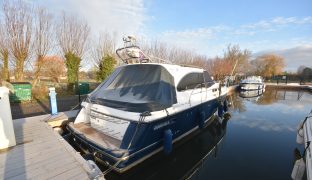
[58,13,90,58]
[223,44,251,75]
[139,40,195,64]
[57,13,90,87]
[92,32,117,81]
[3,0,33,81]
[251,54,285,78]
[40,56,65,83]
[92,32,116,67]
[139,40,168,63]
[206,56,232,80]
[297,65,306,75]
[0,23,10,81]
[32,7,54,86]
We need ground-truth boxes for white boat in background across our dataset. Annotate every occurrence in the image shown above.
[240,76,265,91]
[67,36,230,173]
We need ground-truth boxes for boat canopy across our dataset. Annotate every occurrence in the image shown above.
[89,64,177,112]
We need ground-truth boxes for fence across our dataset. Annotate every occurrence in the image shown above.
[269,74,312,85]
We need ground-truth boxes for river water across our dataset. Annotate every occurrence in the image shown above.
[102,88,312,180]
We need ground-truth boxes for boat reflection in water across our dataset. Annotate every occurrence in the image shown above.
[239,89,265,102]
[104,114,230,180]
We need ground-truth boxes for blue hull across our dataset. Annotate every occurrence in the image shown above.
[68,96,226,172]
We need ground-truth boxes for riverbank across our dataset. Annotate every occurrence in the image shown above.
[265,83,312,91]
[10,95,86,120]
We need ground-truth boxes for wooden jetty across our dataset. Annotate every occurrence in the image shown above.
[0,111,103,180]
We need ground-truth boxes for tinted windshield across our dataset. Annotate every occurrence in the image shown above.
[90,64,177,112]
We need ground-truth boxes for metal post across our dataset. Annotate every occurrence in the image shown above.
[77,74,81,109]
[78,82,81,104]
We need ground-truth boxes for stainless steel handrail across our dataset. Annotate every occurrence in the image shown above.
[188,83,206,106]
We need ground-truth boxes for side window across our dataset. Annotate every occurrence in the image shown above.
[203,71,215,88]
[177,73,204,91]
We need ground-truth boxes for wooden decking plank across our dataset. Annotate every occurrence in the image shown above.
[14,135,57,145]
[3,146,70,174]
[14,126,53,136]
[14,129,52,138]
[32,161,82,179]
[0,139,61,161]
[5,173,27,180]
[48,165,87,180]
[0,146,63,168]
[70,172,90,180]
[14,135,58,146]
[23,158,78,179]
[1,151,76,179]
[0,149,71,178]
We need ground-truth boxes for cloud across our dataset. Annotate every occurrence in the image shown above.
[271,17,298,25]
[232,115,297,132]
[242,16,312,30]
[157,16,312,58]
[232,29,256,36]
[254,45,312,72]
[162,25,230,40]
[26,0,149,70]
[162,16,312,40]
[34,0,148,36]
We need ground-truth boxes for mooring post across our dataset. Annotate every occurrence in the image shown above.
[0,87,16,149]
[49,87,58,115]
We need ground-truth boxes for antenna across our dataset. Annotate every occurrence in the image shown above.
[123,35,137,46]
[226,58,239,87]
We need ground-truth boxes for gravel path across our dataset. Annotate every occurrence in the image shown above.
[10,95,86,119]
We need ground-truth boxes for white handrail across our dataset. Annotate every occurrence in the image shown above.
[188,83,206,106]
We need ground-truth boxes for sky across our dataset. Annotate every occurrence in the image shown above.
[15,0,312,71]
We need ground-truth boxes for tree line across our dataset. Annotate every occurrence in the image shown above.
[0,0,292,89]
[138,40,287,80]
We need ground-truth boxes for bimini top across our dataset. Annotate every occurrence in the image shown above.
[89,64,177,112]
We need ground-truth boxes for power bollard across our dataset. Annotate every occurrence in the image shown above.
[49,87,58,115]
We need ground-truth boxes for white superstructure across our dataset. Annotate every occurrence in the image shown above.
[75,63,228,141]
[240,76,265,91]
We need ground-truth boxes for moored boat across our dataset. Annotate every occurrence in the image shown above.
[292,110,312,180]
[240,76,265,91]
[67,36,229,173]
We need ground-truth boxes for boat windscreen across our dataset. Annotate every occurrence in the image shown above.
[89,64,177,112]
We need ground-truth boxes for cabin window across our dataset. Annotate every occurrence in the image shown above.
[203,71,214,88]
[177,71,215,92]
[177,73,204,91]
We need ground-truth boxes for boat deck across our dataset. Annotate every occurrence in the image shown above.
[0,112,101,180]
[69,123,121,149]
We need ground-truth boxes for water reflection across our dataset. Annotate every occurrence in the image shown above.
[104,115,230,180]
[257,88,307,105]
[239,89,265,102]
[229,91,246,113]
[229,88,312,133]
[189,88,312,180]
